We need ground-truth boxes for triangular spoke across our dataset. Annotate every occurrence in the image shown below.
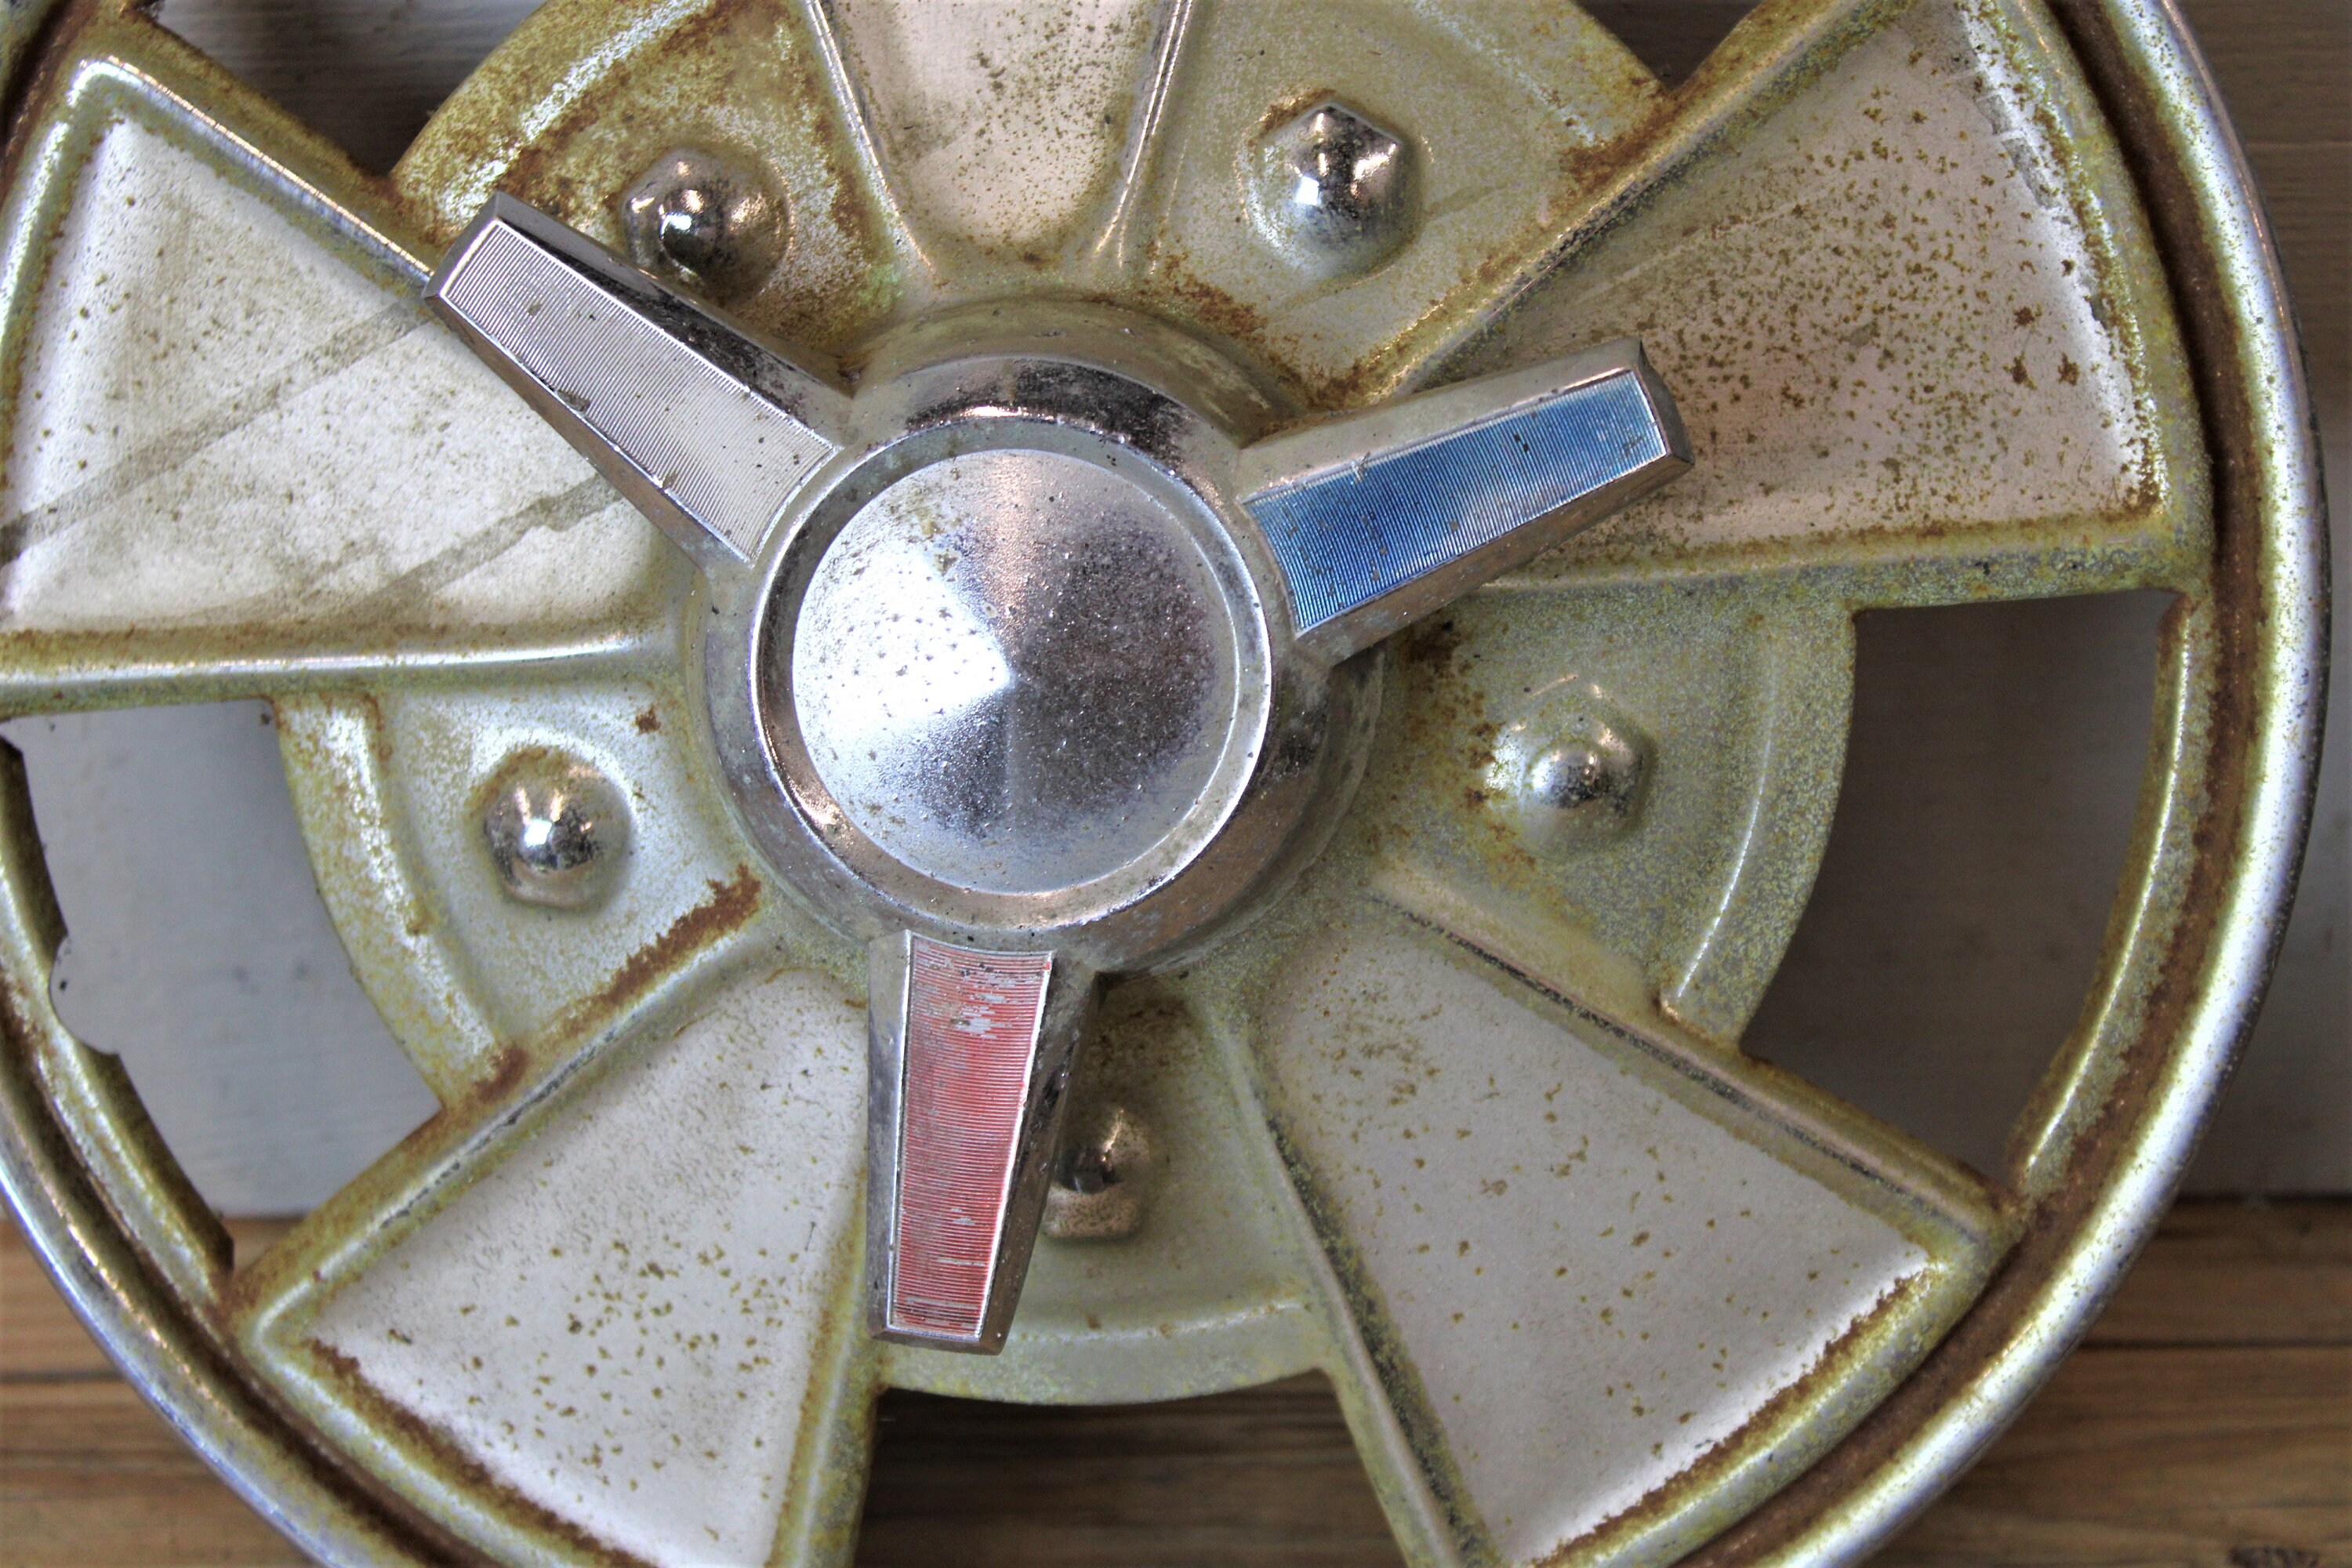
[1426,0,2205,604]
[811,0,1181,289]
[1403,0,1912,393]
[0,41,676,716]
[231,964,873,1567]
[1233,900,2003,1568]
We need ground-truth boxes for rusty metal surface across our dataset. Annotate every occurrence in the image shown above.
[0,0,2325,1565]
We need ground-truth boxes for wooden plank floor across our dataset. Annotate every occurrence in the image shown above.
[4,1200,2344,1566]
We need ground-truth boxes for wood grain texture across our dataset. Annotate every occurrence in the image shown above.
[1879,1348,2350,1567]
[2178,0,2352,147]
[0,1220,296,1381]
[3,1202,2344,1566]
[2,1381,308,1568]
[1880,1205,2352,1568]
[2087,1199,2352,1347]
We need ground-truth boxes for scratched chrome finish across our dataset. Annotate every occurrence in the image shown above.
[887,942,1047,1335]
[423,191,1690,1355]
[716,353,1305,967]
[1489,705,1651,853]
[663,278,1675,1348]
[1239,340,1691,660]
[0,1,2322,1566]
[792,448,1239,898]
[429,194,845,568]
[430,198,1683,960]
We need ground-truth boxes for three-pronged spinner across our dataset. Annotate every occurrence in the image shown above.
[430,192,1690,1352]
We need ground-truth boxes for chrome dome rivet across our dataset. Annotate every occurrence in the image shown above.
[1042,1106,1154,1242]
[1249,99,1417,279]
[481,753,631,910]
[618,147,787,299]
[1497,711,1650,851]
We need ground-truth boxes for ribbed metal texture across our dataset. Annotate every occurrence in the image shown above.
[437,220,830,559]
[889,938,1052,1339]
[1244,371,1668,634]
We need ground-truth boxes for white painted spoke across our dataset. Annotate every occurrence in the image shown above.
[0,63,676,714]
[815,0,1177,278]
[237,968,871,1568]
[1401,0,1904,392]
[1434,0,2205,601]
[1255,909,2002,1568]
[236,677,837,1568]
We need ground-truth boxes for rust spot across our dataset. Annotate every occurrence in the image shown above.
[826,169,872,291]
[588,864,763,1017]
[466,0,895,358]
[307,1341,650,1566]
[473,1043,532,1105]
[1148,255,1270,351]
[497,141,586,234]
[1399,617,1467,674]
[633,706,661,734]
[1256,85,1342,137]
[466,741,557,823]
[1566,1273,1929,1562]
[354,691,394,774]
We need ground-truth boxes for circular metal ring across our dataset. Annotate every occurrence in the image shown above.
[0,1,2323,1563]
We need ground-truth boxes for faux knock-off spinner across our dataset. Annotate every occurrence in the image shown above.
[434,192,1688,1350]
[0,1,2323,1566]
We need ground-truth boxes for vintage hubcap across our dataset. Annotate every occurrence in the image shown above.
[0,1,2321,1565]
